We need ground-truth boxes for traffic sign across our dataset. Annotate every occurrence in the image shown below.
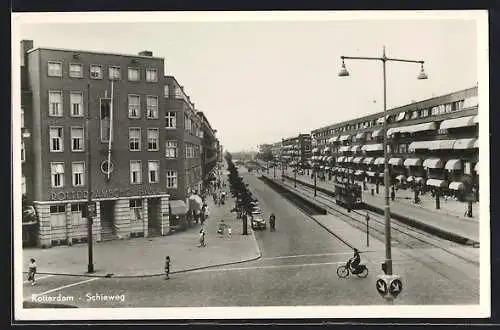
[376,278,388,295]
[389,278,403,298]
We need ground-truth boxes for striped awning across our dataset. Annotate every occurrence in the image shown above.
[453,138,477,150]
[449,181,465,190]
[363,157,374,165]
[389,158,403,166]
[353,157,364,164]
[403,158,422,167]
[339,146,350,152]
[445,159,462,170]
[423,158,444,169]
[440,116,476,130]
[426,179,447,188]
[374,157,385,165]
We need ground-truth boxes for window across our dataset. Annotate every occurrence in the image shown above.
[128,67,140,81]
[69,63,83,78]
[130,161,142,184]
[164,85,169,98]
[72,162,85,186]
[452,100,464,111]
[438,128,447,135]
[50,204,66,227]
[70,92,84,117]
[399,144,408,153]
[166,111,177,128]
[421,109,429,117]
[129,128,141,151]
[129,199,143,221]
[49,91,63,116]
[21,176,26,195]
[21,108,24,128]
[21,140,25,162]
[411,110,419,119]
[51,162,65,188]
[49,127,64,152]
[146,96,158,119]
[109,66,121,80]
[90,65,103,79]
[71,203,86,225]
[165,140,178,158]
[166,170,178,188]
[445,103,452,113]
[184,114,192,131]
[148,161,159,183]
[100,98,111,142]
[128,95,140,118]
[147,128,159,151]
[71,127,84,151]
[48,62,62,77]
[146,68,158,82]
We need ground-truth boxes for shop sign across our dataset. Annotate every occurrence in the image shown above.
[49,187,164,201]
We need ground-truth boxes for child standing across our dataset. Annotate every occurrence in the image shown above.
[164,256,170,280]
[28,258,36,285]
[227,225,232,238]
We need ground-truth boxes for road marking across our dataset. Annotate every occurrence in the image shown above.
[191,261,347,274]
[23,274,54,284]
[261,252,354,261]
[26,277,99,300]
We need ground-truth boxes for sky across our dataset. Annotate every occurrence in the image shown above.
[15,12,484,153]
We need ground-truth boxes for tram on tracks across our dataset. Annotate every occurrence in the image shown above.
[333,182,363,209]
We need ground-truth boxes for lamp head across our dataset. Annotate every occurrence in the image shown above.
[338,59,350,77]
[417,63,428,80]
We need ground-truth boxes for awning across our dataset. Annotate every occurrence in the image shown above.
[339,135,351,141]
[407,176,414,182]
[376,116,386,124]
[355,132,367,140]
[374,157,385,165]
[319,166,325,169]
[371,129,383,138]
[440,115,475,130]
[188,195,203,211]
[473,115,479,124]
[345,156,354,163]
[338,156,346,163]
[426,179,447,188]
[353,157,364,164]
[414,177,424,183]
[453,138,477,150]
[325,166,331,170]
[350,145,361,153]
[312,148,319,153]
[354,170,365,176]
[474,139,479,148]
[449,181,465,190]
[389,158,403,166]
[324,147,331,153]
[396,174,406,181]
[403,122,437,134]
[395,112,406,122]
[339,146,350,152]
[423,158,444,168]
[428,139,456,150]
[363,157,374,165]
[326,156,334,162]
[445,159,462,170]
[409,141,429,152]
[404,158,422,167]
[362,143,383,152]
[328,136,339,143]
[379,173,385,177]
[323,156,329,161]
[169,200,188,215]
[475,163,479,174]
[366,171,375,177]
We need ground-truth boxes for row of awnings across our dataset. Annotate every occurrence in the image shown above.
[409,138,478,151]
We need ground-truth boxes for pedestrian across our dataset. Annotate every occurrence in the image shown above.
[27,258,36,286]
[199,229,206,247]
[227,225,232,238]
[164,256,170,280]
[217,220,225,237]
[391,186,396,202]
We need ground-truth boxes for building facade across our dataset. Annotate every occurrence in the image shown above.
[197,111,219,185]
[309,86,479,200]
[20,40,216,248]
[279,134,312,165]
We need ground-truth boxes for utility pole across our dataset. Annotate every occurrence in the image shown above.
[86,83,94,273]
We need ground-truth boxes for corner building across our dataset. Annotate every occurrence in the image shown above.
[21,40,209,248]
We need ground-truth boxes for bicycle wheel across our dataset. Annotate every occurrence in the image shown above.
[336,265,349,278]
[356,267,369,278]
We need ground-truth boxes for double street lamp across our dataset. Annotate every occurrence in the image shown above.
[338,46,428,276]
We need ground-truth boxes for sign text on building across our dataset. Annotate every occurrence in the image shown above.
[49,187,164,201]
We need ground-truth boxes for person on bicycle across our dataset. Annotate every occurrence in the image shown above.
[269,213,276,231]
[350,248,361,273]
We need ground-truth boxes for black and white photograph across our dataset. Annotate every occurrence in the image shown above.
[12,10,490,320]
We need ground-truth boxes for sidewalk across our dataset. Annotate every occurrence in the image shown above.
[282,170,479,244]
[22,190,261,278]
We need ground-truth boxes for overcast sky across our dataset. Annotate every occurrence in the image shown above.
[16,12,482,152]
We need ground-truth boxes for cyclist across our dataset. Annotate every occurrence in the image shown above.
[350,248,361,273]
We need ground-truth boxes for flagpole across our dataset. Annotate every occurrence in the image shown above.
[107,80,114,179]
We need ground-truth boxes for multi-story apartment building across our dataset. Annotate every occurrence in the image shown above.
[20,40,212,248]
[280,134,312,165]
[197,111,219,184]
[270,141,282,160]
[309,86,479,200]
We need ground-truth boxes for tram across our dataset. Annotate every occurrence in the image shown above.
[333,182,363,209]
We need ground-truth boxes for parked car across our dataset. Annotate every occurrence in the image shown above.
[251,213,266,230]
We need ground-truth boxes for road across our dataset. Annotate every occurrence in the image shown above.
[22,167,479,309]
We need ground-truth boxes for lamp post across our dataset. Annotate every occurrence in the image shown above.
[339,46,427,276]
[86,83,94,274]
[294,150,297,188]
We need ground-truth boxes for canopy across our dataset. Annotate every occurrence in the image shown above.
[409,141,429,152]
[444,159,462,170]
[169,200,188,215]
[363,157,374,165]
[362,143,383,152]
[426,178,447,188]
[371,129,383,138]
[440,115,475,130]
[389,158,403,166]
[353,157,364,164]
[337,156,345,163]
[396,174,406,182]
[355,132,367,140]
[403,158,422,167]
[339,146,350,152]
[339,135,351,141]
[423,158,444,169]
[428,139,456,150]
[374,157,385,165]
[453,138,477,150]
[402,122,437,134]
[188,195,203,211]
[328,136,339,143]
[350,145,361,153]
[366,171,375,177]
[449,181,465,190]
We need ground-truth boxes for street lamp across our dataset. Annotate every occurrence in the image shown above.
[338,46,427,276]
[85,83,94,274]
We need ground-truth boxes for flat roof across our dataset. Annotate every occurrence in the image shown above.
[27,47,164,61]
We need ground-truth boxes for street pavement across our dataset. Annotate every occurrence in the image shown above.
[20,166,479,311]
[283,169,479,243]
